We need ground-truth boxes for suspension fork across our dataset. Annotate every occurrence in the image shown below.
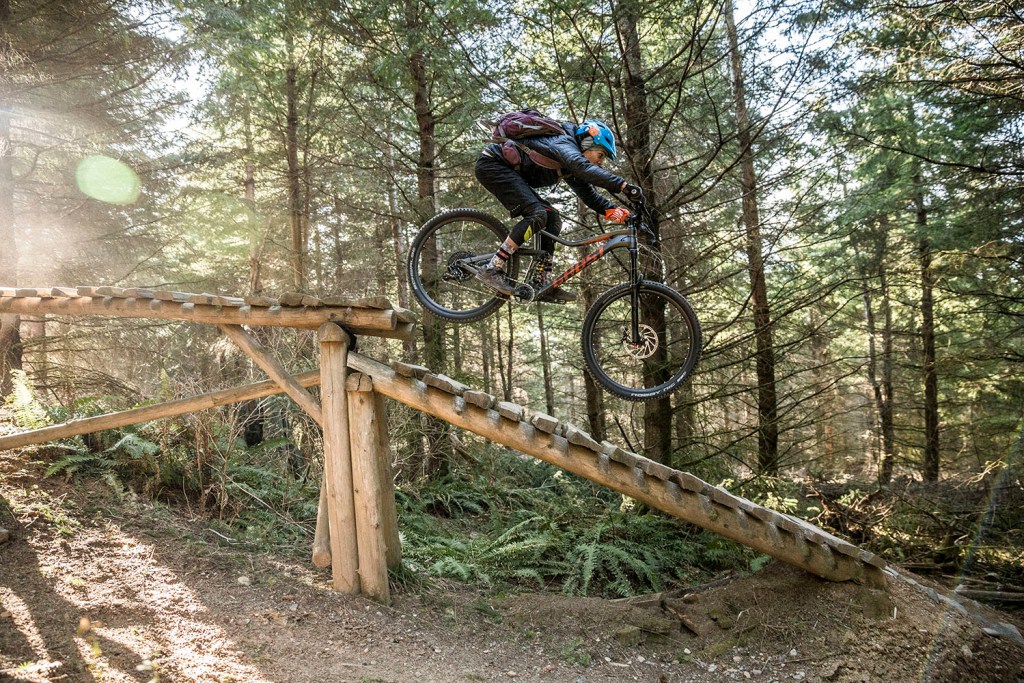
[629,243,641,343]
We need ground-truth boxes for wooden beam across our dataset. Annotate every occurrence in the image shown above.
[0,295,411,339]
[347,373,391,605]
[319,323,359,593]
[0,371,320,452]
[218,324,323,426]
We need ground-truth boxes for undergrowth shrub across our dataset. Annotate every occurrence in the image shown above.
[8,379,756,595]
[399,453,756,596]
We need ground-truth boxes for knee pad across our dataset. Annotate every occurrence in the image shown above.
[510,205,549,245]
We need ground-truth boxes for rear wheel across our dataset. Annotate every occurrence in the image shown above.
[407,209,520,323]
[582,281,701,401]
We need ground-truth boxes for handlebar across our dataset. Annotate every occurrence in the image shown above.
[618,186,658,248]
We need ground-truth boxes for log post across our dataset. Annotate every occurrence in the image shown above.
[347,372,391,604]
[319,323,359,593]
[374,391,402,569]
[311,478,332,569]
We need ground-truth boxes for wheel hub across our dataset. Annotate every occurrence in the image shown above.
[622,324,659,360]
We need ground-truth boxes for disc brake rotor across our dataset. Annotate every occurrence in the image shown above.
[622,324,659,360]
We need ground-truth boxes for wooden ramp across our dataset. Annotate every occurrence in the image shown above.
[0,285,887,591]
[346,352,888,588]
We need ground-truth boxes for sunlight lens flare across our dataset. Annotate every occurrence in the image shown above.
[75,155,141,205]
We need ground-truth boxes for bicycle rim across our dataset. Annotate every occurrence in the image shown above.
[407,209,520,323]
[582,281,701,401]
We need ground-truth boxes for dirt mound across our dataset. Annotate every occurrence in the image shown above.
[1,452,1022,682]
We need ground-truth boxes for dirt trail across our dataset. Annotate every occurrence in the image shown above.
[1,451,1022,683]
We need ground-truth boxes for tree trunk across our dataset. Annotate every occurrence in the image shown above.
[915,176,940,482]
[536,304,555,416]
[577,201,607,440]
[405,0,447,473]
[615,0,671,463]
[0,72,20,397]
[725,0,779,474]
[482,318,493,394]
[861,214,896,485]
[285,61,305,290]
[878,236,896,484]
[502,305,515,401]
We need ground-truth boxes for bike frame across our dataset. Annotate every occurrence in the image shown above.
[514,208,650,342]
[515,221,642,296]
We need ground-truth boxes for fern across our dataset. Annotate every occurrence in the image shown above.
[6,371,50,429]
[45,451,114,478]
[105,432,160,459]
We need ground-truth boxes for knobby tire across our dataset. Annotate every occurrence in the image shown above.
[582,281,701,401]
[407,209,519,323]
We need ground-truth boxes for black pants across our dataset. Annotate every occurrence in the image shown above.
[475,155,562,253]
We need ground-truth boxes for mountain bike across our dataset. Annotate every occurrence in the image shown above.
[406,192,701,401]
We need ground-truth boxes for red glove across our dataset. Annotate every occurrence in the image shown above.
[604,207,631,224]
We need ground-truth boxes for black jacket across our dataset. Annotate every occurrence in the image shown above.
[483,123,624,214]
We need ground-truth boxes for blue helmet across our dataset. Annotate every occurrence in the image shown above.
[575,120,617,161]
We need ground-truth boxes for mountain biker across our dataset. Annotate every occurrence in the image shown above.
[474,118,641,303]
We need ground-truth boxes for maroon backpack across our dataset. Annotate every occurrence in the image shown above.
[480,109,566,171]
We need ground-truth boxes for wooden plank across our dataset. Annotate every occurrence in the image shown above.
[346,373,390,605]
[322,295,391,309]
[391,361,429,379]
[0,370,321,452]
[319,323,359,594]
[218,325,323,426]
[393,308,417,323]
[424,373,469,396]
[463,390,496,410]
[530,412,560,434]
[495,401,524,422]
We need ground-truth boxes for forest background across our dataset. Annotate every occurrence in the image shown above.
[0,0,1022,596]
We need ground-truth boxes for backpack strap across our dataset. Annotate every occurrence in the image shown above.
[501,140,563,173]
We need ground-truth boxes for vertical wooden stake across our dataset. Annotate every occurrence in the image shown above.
[311,478,332,569]
[318,323,359,593]
[374,391,402,569]
[347,372,390,605]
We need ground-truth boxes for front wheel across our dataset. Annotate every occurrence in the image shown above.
[407,209,521,323]
[582,281,701,401]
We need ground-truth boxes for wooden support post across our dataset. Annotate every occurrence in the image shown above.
[347,373,391,605]
[311,478,332,569]
[319,323,359,593]
[374,391,402,569]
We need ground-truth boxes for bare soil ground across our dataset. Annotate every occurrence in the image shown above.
[1,449,1022,683]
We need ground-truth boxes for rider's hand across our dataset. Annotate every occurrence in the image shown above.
[621,183,643,201]
[604,207,631,224]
